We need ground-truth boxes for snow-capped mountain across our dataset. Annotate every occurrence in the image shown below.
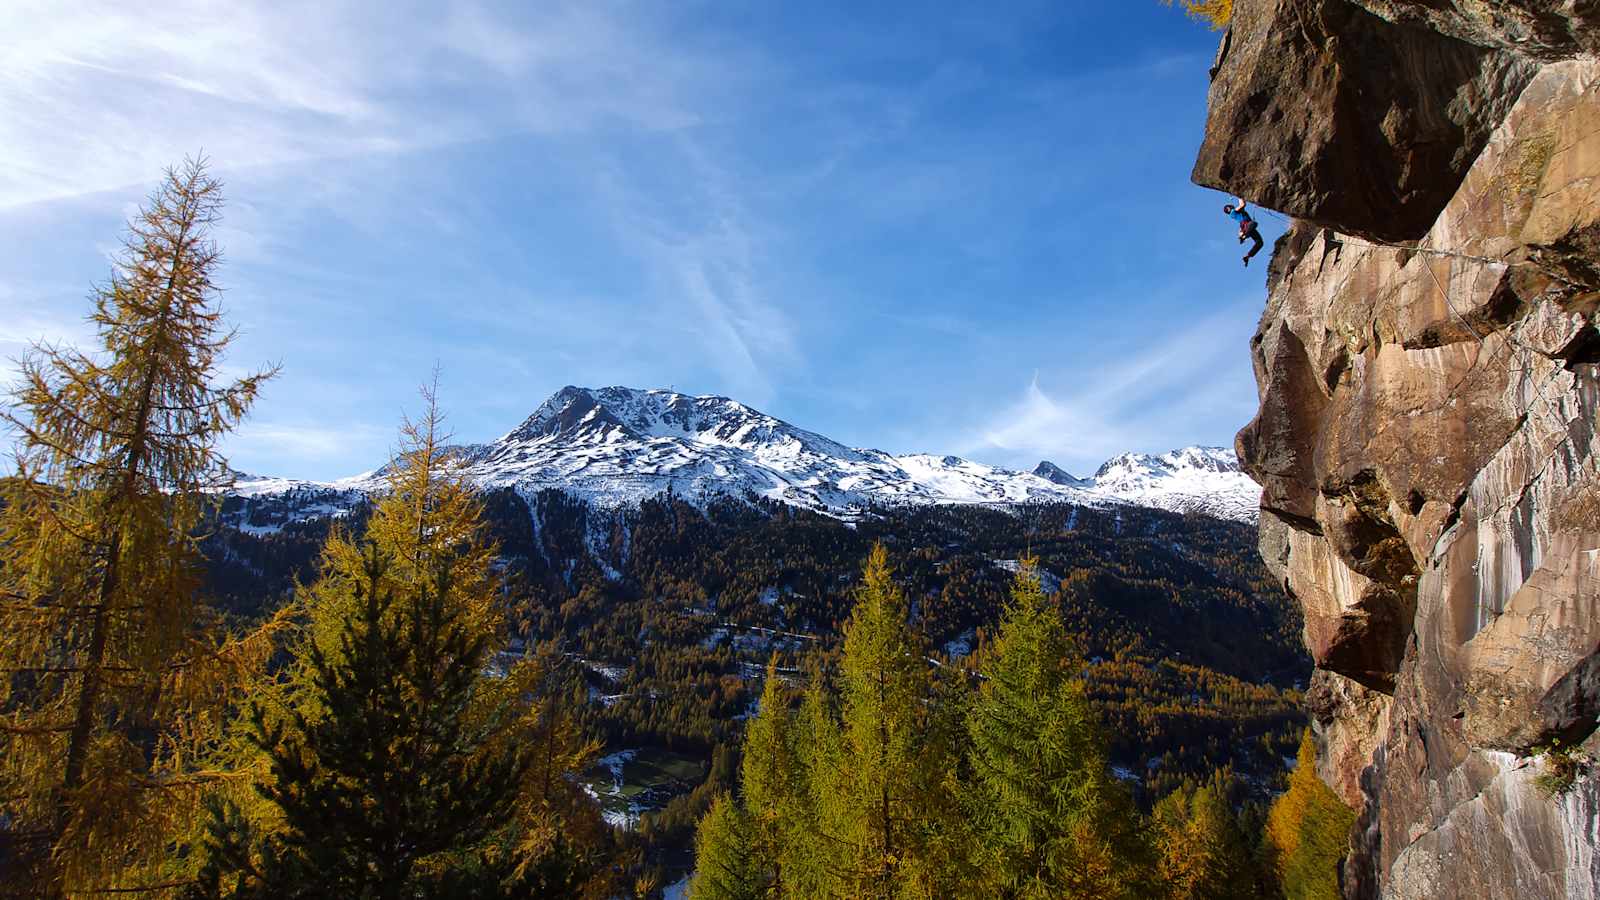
[1083,446,1259,523]
[1031,460,1091,489]
[228,386,1259,523]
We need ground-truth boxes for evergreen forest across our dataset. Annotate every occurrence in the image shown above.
[0,162,1354,899]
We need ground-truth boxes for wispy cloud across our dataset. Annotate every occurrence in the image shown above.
[963,301,1261,472]
[2,0,800,466]
[972,373,1141,467]
[0,0,714,211]
[228,421,391,473]
[2,2,1255,480]
[585,134,798,406]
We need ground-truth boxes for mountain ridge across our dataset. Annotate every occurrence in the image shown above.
[232,386,1259,523]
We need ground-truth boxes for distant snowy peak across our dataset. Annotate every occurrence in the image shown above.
[1032,460,1090,488]
[1055,446,1257,522]
[232,387,1259,523]
[504,386,629,442]
[499,386,860,460]
[1093,446,1241,482]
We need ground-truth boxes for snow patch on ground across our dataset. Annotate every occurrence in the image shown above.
[992,559,1062,595]
[943,629,976,661]
[579,659,628,683]
[584,750,641,828]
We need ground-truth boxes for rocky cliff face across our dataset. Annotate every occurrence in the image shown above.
[1202,2,1600,898]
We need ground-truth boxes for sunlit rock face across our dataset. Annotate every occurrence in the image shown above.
[1203,2,1600,897]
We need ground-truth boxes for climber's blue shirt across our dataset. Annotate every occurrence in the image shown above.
[1227,208,1252,225]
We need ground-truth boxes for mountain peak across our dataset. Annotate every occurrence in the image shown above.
[1092,446,1238,482]
[509,386,855,459]
[1084,446,1253,520]
[1032,460,1088,487]
[236,390,1259,522]
[503,385,631,443]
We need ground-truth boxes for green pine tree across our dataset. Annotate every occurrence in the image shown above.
[192,386,603,898]
[784,662,843,898]
[689,794,763,900]
[963,558,1149,899]
[193,547,528,899]
[739,656,797,892]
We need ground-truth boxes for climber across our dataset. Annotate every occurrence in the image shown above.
[1225,198,1265,267]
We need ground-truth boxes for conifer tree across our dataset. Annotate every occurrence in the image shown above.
[821,544,948,898]
[0,158,276,895]
[689,794,762,900]
[192,386,602,898]
[193,549,527,899]
[1152,773,1255,900]
[1265,732,1354,900]
[782,662,842,898]
[488,643,609,893]
[302,375,498,655]
[739,657,797,891]
[963,559,1149,899]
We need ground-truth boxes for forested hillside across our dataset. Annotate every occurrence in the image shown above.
[0,159,1351,899]
[211,488,1307,765]
[206,481,1312,882]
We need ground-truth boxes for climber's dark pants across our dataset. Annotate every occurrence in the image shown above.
[1240,223,1264,260]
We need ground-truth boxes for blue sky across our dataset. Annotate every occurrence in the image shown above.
[1,0,1280,480]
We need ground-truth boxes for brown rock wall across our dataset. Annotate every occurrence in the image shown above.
[1192,0,1537,242]
[1210,3,1600,889]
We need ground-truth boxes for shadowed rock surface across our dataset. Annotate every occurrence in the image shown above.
[1193,0,1537,242]
[1201,2,1600,897]
[1347,0,1600,59]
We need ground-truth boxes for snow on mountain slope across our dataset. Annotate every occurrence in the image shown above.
[1079,446,1259,522]
[1031,460,1091,488]
[226,387,1259,523]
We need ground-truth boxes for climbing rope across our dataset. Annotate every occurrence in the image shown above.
[1317,229,1565,414]
[1227,192,1578,421]
[1330,233,1522,272]
[1246,202,1518,268]
[1417,241,1488,348]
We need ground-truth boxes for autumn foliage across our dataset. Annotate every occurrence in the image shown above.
[1265,732,1358,900]
[1165,0,1234,29]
